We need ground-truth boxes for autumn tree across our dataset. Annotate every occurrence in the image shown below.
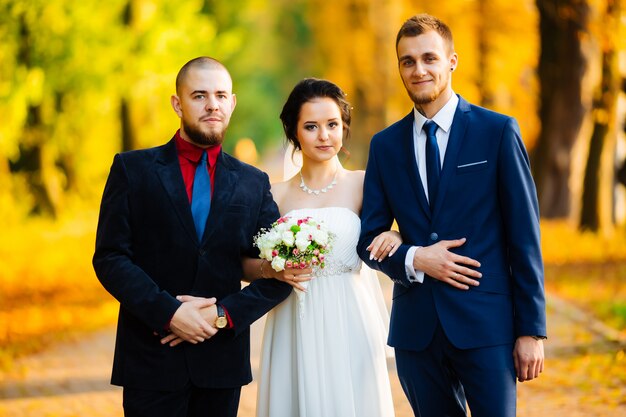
[205,0,313,155]
[580,0,622,231]
[5,3,59,216]
[533,0,590,218]
[0,0,305,219]
[300,0,396,167]
[119,0,138,152]
[1,0,119,216]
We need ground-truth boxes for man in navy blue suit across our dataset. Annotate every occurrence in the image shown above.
[358,14,546,417]
[93,57,292,417]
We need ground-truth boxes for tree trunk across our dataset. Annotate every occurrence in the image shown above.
[13,14,57,217]
[581,122,608,230]
[120,1,137,152]
[618,78,626,187]
[533,0,590,218]
[579,0,621,231]
[54,91,78,193]
[10,107,57,217]
[120,98,137,152]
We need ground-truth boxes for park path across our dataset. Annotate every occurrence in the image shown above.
[1,278,625,417]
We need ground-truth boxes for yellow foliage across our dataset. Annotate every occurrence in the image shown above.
[0,213,99,295]
[306,0,543,162]
[0,208,118,369]
[541,220,626,264]
[530,350,626,409]
[25,67,46,105]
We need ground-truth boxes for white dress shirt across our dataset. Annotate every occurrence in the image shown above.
[404,93,459,283]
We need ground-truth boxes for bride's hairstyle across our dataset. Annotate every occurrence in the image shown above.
[279,78,352,152]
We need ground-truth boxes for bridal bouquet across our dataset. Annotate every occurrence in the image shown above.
[254,216,332,298]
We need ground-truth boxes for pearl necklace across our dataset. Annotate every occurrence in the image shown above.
[299,170,338,195]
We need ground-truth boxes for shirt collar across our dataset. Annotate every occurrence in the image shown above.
[174,129,221,166]
[413,93,459,134]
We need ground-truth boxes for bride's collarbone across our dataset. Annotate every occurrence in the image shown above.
[281,197,340,213]
[276,178,361,215]
[279,199,359,217]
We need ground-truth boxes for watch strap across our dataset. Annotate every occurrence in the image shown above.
[214,304,228,329]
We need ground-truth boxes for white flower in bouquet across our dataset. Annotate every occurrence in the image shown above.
[295,228,313,252]
[274,219,291,233]
[255,236,272,260]
[271,256,287,272]
[260,248,274,262]
[312,228,330,246]
[265,229,283,246]
[281,230,295,247]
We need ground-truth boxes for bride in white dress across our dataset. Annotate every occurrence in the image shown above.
[256,78,398,417]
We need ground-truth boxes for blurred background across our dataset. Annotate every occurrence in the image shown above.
[1,0,626,414]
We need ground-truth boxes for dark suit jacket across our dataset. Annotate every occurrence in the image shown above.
[358,96,546,351]
[93,137,291,390]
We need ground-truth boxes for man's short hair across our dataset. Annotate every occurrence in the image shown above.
[396,14,454,54]
[175,57,231,94]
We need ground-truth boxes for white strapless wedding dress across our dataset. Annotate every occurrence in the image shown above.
[256,207,395,417]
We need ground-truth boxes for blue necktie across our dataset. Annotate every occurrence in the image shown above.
[191,151,211,240]
[423,120,441,210]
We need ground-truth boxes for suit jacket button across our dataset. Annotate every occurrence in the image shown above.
[199,249,206,256]
[430,232,438,241]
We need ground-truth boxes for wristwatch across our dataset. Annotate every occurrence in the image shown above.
[214,305,228,329]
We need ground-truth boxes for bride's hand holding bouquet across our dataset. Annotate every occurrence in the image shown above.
[259,258,313,292]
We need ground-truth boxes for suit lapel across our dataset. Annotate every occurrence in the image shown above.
[156,139,198,243]
[400,112,431,220]
[432,97,471,217]
[201,151,239,244]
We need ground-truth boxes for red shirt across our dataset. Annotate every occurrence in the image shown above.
[170,130,234,329]
[174,130,220,202]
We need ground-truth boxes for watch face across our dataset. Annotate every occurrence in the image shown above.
[215,316,228,329]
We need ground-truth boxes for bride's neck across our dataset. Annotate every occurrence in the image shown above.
[300,157,340,184]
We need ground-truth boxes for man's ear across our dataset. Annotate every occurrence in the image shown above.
[449,53,458,72]
[171,95,182,118]
[231,93,237,112]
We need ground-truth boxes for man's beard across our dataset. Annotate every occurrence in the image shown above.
[406,76,448,105]
[407,83,444,105]
[183,119,225,146]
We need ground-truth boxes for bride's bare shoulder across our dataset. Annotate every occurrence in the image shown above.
[270,180,289,199]
[271,175,299,205]
[344,169,365,186]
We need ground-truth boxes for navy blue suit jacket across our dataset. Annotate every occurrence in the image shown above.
[358,96,546,351]
[93,138,291,390]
